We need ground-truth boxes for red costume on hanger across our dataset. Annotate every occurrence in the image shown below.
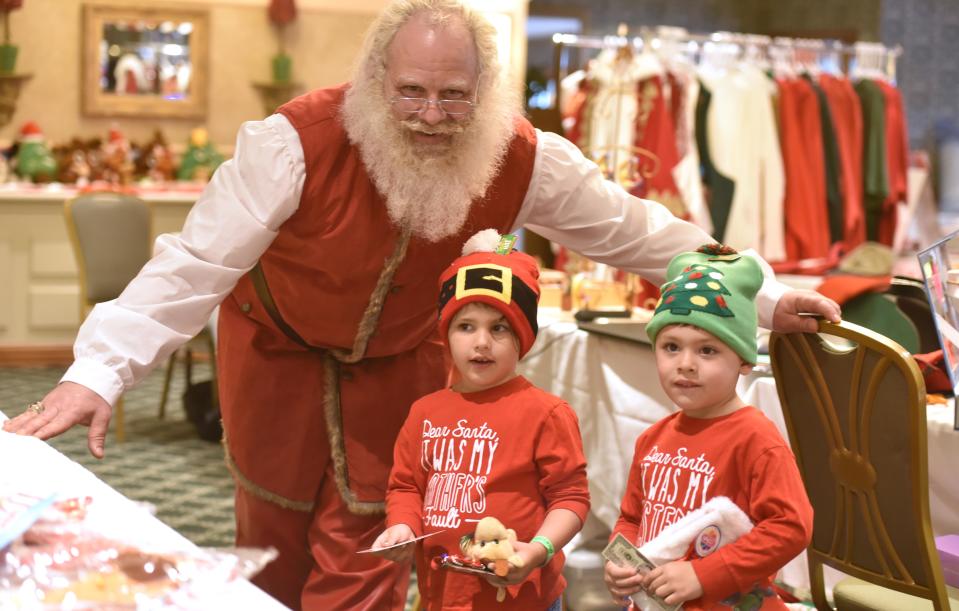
[562,77,591,151]
[630,74,684,219]
[818,75,865,253]
[876,80,909,246]
[776,78,831,268]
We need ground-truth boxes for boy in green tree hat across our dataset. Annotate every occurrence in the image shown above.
[605,244,813,610]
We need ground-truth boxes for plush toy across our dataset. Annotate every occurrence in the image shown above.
[460,516,524,602]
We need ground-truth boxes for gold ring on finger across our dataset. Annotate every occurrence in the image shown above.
[27,401,45,415]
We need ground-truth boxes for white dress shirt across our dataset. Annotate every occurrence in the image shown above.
[63,113,788,406]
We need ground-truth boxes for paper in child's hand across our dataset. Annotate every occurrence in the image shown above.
[358,530,444,554]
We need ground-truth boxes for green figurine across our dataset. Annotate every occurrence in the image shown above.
[15,121,58,183]
[177,127,224,181]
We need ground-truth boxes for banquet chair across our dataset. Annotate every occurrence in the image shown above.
[65,192,152,323]
[65,192,152,443]
[65,192,215,442]
[886,276,941,355]
[769,319,958,611]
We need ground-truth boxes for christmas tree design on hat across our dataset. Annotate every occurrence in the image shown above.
[646,244,763,363]
[659,263,734,316]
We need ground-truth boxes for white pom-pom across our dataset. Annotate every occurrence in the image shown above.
[461,229,502,255]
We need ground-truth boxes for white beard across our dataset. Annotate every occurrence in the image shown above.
[341,77,518,242]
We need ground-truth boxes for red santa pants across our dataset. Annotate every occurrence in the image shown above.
[235,464,410,610]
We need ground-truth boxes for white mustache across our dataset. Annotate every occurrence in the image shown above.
[401,119,466,137]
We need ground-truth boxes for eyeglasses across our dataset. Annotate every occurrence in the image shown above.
[390,97,475,117]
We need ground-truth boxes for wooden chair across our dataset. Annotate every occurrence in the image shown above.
[769,319,958,611]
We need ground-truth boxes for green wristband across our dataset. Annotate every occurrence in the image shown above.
[531,535,555,565]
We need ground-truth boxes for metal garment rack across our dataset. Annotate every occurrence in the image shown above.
[550,27,904,113]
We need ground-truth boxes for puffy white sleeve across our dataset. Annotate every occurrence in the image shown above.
[61,114,306,406]
[512,129,788,327]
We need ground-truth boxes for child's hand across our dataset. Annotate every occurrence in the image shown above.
[641,560,703,606]
[604,560,644,606]
[481,539,539,587]
[370,524,416,563]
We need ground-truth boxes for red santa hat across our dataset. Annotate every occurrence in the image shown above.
[108,126,124,143]
[19,121,42,140]
[438,229,541,357]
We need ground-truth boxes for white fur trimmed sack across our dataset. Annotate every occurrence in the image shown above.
[632,496,753,610]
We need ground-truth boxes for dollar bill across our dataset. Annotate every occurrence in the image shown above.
[602,533,683,611]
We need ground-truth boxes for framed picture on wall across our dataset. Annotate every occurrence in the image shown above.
[917,229,959,430]
[82,3,209,118]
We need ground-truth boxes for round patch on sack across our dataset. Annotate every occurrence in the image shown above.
[694,525,721,557]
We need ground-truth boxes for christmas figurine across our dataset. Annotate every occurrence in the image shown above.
[137,129,175,183]
[177,127,224,181]
[82,138,107,182]
[100,125,135,185]
[14,121,58,183]
[54,138,92,186]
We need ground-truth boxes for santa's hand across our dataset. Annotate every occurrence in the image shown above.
[2,382,112,459]
[483,540,538,587]
[370,524,416,563]
[772,289,840,333]
[642,560,703,606]
[604,560,645,605]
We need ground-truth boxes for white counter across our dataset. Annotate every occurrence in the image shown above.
[0,185,198,349]
[0,412,287,610]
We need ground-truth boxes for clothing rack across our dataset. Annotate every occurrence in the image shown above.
[550,23,910,274]
[552,30,903,57]
[550,27,903,110]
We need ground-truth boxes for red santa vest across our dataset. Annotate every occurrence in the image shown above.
[217,85,537,509]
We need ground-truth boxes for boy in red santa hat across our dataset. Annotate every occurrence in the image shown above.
[372,229,590,610]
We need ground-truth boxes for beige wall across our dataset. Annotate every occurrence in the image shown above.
[1,0,382,148]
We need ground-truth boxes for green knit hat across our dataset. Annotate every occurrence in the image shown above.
[646,244,763,364]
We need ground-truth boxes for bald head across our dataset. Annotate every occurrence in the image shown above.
[387,11,479,80]
[350,0,501,93]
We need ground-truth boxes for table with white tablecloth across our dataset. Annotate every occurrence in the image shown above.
[0,413,288,610]
[518,312,959,595]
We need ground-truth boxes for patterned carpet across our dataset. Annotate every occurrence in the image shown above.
[0,361,235,548]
